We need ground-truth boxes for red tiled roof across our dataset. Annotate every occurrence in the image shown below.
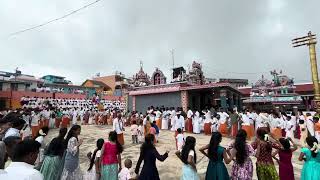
[238,87,251,95]
[129,82,240,96]
[295,83,314,92]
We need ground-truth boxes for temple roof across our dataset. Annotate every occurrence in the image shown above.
[239,82,314,97]
[129,82,241,96]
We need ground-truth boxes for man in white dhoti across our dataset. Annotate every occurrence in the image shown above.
[72,108,78,125]
[290,113,297,133]
[306,113,315,137]
[79,108,84,125]
[241,113,250,126]
[211,116,219,133]
[186,108,194,133]
[218,111,229,123]
[174,112,185,132]
[203,110,212,122]
[161,108,169,130]
[170,108,176,131]
[155,109,162,121]
[48,109,55,128]
[192,111,201,134]
[113,113,125,145]
[256,112,268,131]
[285,116,294,139]
[148,111,156,123]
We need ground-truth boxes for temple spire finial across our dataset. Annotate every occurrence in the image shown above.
[140,60,143,70]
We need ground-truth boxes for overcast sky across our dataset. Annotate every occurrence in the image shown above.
[0,0,319,85]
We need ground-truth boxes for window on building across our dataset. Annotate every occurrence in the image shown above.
[0,83,2,91]
[154,73,161,85]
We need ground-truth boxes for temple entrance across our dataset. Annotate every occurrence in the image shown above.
[188,89,214,111]
[0,98,6,110]
[185,87,242,112]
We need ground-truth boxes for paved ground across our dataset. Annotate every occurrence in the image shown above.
[45,125,303,180]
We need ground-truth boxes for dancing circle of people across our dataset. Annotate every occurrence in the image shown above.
[1,104,320,180]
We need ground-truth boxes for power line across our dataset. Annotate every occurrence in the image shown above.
[7,0,103,37]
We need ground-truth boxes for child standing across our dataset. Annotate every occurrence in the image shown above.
[272,137,298,180]
[35,126,49,168]
[137,120,144,143]
[199,132,230,180]
[176,128,185,151]
[299,113,307,147]
[130,121,139,144]
[251,128,281,180]
[84,138,104,180]
[228,130,254,180]
[153,121,160,142]
[176,136,199,180]
[118,159,134,180]
[149,122,157,143]
[299,136,320,180]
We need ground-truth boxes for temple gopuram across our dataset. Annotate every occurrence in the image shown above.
[132,64,151,87]
[127,61,242,113]
[243,70,302,111]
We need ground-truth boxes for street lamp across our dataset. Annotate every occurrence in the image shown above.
[292,31,320,112]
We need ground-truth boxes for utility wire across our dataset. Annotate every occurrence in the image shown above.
[8,0,103,37]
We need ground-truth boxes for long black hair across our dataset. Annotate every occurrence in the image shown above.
[256,128,272,152]
[109,131,123,154]
[34,126,49,139]
[46,127,68,157]
[65,125,81,145]
[208,132,222,161]
[58,127,68,140]
[306,136,318,158]
[279,138,291,152]
[181,136,197,164]
[234,129,247,165]
[88,138,104,171]
[141,134,155,156]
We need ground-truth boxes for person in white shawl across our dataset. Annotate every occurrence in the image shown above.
[192,111,201,134]
[256,112,269,130]
[285,116,294,139]
[211,116,219,133]
[170,108,177,131]
[161,108,169,130]
[306,113,315,137]
[72,109,78,125]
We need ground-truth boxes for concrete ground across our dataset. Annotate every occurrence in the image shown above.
[45,125,303,180]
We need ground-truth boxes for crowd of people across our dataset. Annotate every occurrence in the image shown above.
[1,104,320,180]
[126,106,319,147]
[20,96,126,110]
[124,106,320,180]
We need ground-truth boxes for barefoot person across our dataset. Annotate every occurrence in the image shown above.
[113,113,125,145]
[135,134,168,180]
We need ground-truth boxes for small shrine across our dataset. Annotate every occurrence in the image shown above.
[132,63,151,87]
[171,61,205,85]
[187,61,205,85]
[244,70,302,111]
[151,68,166,85]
